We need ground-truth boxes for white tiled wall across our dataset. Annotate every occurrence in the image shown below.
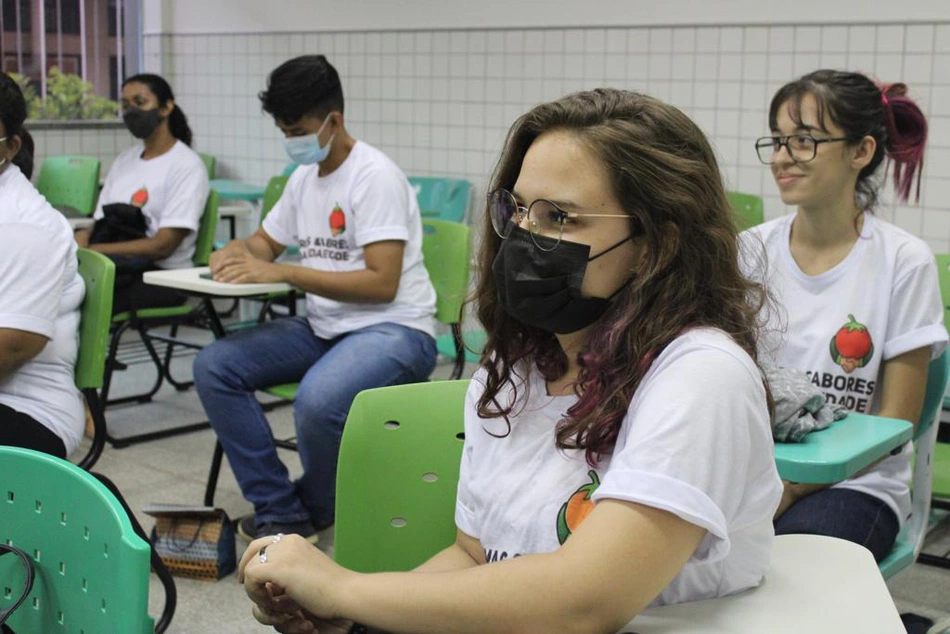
[138,23,950,251]
[30,127,137,183]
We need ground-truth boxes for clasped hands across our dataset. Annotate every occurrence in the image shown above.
[239,533,354,634]
[209,239,284,284]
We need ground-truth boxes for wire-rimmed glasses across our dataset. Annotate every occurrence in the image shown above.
[488,188,634,252]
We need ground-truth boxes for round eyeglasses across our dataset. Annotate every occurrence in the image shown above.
[488,188,634,252]
[754,134,850,164]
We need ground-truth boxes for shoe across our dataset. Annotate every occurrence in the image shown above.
[237,514,319,545]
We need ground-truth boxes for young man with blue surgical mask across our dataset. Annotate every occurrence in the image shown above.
[193,55,437,543]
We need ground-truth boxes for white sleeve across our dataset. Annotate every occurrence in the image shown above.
[455,377,485,539]
[884,245,949,360]
[351,164,411,247]
[0,223,66,338]
[155,161,208,232]
[591,345,775,564]
[261,175,299,247]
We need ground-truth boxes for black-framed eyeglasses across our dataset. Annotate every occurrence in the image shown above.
[754,134,850,164]
[488,188,634,252]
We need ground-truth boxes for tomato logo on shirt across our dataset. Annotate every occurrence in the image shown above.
[130,186,148,208]
[829,314,874,374]
[329,203,345,236]
[556,470,600,545]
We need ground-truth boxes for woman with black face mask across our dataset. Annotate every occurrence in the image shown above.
[237,89,783,634]
[74,73,209,314]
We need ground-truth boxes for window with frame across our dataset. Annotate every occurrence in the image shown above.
[1,0,140,120]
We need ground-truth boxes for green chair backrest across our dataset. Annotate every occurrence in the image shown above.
[421,219,471,326]
[75,249,115,390]
[0,446,153,633]
[198,152,217,179]
[282,163,298,177]
[727,191,765,231]
[409,176,472,223]
[260,175,290,222]
[193,189,220,266]
[934,254,950,329]
[334,380,470,573]
[37,155,101,216]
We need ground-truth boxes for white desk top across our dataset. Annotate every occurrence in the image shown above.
[143,266,292,297]
[68,217,95,230]
[631,534,903,633]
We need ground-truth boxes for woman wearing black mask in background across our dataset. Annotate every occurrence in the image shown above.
[75,73,209,314]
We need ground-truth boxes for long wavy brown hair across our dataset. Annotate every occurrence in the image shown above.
[474,88,770,465]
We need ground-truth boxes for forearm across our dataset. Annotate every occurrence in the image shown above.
[326,553,612,634]
[412,543,481,574]
[282,266,399,304]
[244,235,280,262]
[89,236,172,261]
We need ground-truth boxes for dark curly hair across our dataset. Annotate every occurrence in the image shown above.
[0,72,33,177]
[475,88,770,466]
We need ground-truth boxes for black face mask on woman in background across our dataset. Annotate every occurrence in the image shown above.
[122,107,163,139]
[492,226,632,334]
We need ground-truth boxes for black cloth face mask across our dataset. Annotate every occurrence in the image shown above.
[122,107,162,139]
[492,226,631,334]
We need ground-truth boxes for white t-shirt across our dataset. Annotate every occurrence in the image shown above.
[262,141,436,339]
[0,165,85,453]
[457,329,782,620]
[742,212,948,524]
[94,140,209,269]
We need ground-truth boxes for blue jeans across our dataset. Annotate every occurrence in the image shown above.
[193,317,437,527]
[774,487,899,562]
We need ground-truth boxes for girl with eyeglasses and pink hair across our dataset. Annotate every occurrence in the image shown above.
[745,69,947,562]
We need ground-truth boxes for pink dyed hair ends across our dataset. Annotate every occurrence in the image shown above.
[878,82,928,203]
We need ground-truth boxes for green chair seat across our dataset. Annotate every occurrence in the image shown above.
[264,383,300,402]
[112,304,193,324]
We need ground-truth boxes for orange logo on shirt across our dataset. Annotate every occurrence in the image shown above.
[556,470,600,545]
[329,204,345,236]
[130,187,149,208]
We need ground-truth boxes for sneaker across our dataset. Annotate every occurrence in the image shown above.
[237,514,319,545]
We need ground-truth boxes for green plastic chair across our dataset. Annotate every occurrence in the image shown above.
[409,176,472,223]
[0,446,153,633]
[74,249,115,471]
[334,380,470,572]
[37,155,101,216]
[727,191,764,231]
[198,152,216,179]
[878,349,950,578]
[101,190,220,427]
[202,220,473,506]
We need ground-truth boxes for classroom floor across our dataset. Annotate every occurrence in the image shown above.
[80,323,950,633]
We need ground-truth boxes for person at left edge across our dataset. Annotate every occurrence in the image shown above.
[75,73,209,314]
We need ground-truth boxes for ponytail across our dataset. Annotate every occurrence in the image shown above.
[878,82,927,203]
[167,104,193,147]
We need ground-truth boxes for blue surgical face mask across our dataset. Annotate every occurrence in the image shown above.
[281,117,334,165]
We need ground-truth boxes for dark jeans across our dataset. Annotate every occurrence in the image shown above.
[0,402,67,458]
[775,487,899,562]
[110,257,187,315]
